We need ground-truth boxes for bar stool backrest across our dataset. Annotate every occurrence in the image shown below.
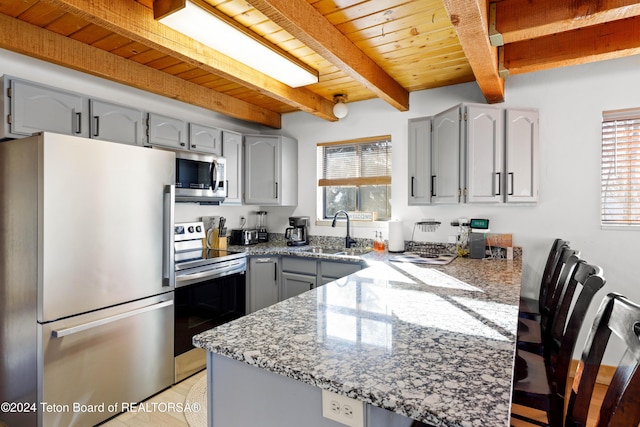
[566,293,640,427]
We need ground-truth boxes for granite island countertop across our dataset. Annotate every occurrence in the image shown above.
[193,255,521,427]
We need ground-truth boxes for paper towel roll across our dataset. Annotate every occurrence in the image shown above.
[388,219,405,252]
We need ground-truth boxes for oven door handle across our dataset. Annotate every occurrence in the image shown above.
[51,299,174,338]
[176,262,246,285]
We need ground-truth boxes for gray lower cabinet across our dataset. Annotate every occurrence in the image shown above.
[248,256,279,313]
[320,260,363,285]
[90,99,145,145]
[281,272,316,300]
[248,255,363,312]
[281,256,363,299]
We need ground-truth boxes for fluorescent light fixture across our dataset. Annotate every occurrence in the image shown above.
[158,1,318,88]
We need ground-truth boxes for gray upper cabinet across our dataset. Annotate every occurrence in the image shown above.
[147,113,188,149]
[431,105,462,204]
[505,108,539,203]
[2,76,89,139]
[89,99,145,145]
[411,103,539,205]
[408,117,432,205]
[189,123,222,155]
[465,104,504,203]
[221,130,243,205]
[244,135,298,206]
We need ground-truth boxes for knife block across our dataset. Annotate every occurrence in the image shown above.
[206,229,227,249]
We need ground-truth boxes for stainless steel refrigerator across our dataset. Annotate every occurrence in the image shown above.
[0,132,176,426]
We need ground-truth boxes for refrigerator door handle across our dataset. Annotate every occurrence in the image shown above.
[163,185,175,288]
[51,299,174,338]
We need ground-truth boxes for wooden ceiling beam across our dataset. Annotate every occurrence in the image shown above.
[493,0,640,45]
[42,0,337,122]
[441,0,504,103]
[0,13,282,128]
[503,16,640,75]
[246,0,410,112]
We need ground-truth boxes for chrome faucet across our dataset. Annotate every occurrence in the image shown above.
[331,210,357,248]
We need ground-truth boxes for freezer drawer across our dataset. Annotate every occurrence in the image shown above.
[38,293,174,427]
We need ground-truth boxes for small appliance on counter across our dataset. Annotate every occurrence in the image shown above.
[256,211,268,242]
[229,228,259,245]
[285,216,310,246]
[469,218,490,259]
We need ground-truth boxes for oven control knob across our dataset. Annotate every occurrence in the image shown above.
[196,225,202,232]
[188,226,195,233]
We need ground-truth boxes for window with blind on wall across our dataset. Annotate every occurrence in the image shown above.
[317,135,391,220]
[601,108,640,227]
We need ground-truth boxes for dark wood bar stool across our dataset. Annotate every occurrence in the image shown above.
[511,260,606,427]
[518,246,579,354]
[519,238,569,318]
[565,293,640,427]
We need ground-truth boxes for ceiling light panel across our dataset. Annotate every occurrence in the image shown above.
[159,1,318,88]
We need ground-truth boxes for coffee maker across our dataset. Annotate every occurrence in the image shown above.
[285,216,309,246]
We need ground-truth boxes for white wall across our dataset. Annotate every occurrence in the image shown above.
[281,55,640,364]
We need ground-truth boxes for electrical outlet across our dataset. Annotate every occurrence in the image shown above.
[239,216,245,227]
[321,390,364,427]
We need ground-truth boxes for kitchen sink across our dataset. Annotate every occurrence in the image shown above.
[302,247,344,254]
[336,248,372,256]
[301,247,371,256]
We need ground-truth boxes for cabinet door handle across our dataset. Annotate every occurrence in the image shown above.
[309,282,314,290]
[75,112,82,134]
[495,172,501,196]
[274,263,277,281]
[93,116,99,137]
[411,176,415,197]
[431,175,436,197]
[508,172,514,195]
[275,182,278,199]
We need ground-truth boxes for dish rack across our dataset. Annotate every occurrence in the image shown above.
[411,219,441,240]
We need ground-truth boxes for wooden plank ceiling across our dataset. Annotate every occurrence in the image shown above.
[0,0,639,128]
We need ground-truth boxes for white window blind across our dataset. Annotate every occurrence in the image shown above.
[317,136,392,186]
[601,108,640,226]
[316,135,392,220]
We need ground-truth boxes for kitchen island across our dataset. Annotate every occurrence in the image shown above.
[193,255,521,427]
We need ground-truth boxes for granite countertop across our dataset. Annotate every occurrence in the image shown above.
[193,253,521,427]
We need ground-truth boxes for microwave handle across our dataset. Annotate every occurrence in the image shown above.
[211,161,220,192]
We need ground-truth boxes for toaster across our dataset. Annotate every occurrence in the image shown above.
[229,229,259,245]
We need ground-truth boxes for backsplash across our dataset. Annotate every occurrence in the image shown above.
[267,233,522,259]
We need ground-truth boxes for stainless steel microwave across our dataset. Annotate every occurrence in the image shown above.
[174,151,226,204]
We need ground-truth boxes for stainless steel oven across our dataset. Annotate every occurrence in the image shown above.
[173,222,246,382]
